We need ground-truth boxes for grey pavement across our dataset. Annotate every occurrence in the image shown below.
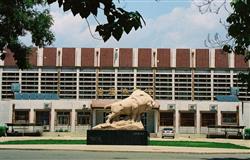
[0,136,250,154]
[0,150,250,160]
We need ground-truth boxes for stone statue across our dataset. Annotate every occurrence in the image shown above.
[92,89,159,130]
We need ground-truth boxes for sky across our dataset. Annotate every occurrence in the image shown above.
[23,0,231,48]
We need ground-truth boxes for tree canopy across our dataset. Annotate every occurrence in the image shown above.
[0,0,54,69]
[0,0,145,69]
[224,0,250,92]
[198,0,250,92]
[0,0,250,73]
[223,0,250,61]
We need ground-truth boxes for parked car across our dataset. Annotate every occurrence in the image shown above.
[161,127,175,138]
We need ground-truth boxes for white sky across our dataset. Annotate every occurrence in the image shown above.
[21,0,231,48]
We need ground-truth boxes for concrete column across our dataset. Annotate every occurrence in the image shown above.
[38,68,41,93]
[56,48,62,67]
[230,70,234,88]
[229,52,235,68]
[211,70,214,101]
[133,69,137,89]
[37,48,43,66]
[133,48,138,67]
[217,107,222,125]
[154,110,159,133]
[75,48,81,67]
[239,103,243,126]
[0,51,4,66]
[196,110,201,134]
[50,108,55,132]
[71,109,76,132]
[172,69,175,100]
[210,49,215,68]
[170,48,176,68]
[92,109,96,127]
[76,68,80,100]
[0,68,2,100]
[19,69,22,93]
[114,69,118,99]
[114,48,119,67]
[29,108,35,123]
[152,48,157,68]
[94,48,100,67]
[175,109,179,134]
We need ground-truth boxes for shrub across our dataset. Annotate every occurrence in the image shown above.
[244,128,250,139]
[0,125,7,137]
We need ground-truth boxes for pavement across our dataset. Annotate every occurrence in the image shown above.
[0,136,250,154]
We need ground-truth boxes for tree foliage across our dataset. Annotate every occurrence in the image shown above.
[0,0,145,69]
[0,0,55,69]
[197,0,250,92]
[46,0,145,42]
[223,0,250,61]
[224,0,250,92]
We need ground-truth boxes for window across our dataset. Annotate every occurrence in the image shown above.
[77,111,90,125]
[180,112,195,126]
[222,112,237,125]
[160,112,174,126]
[36,111,50,125]
[15,110,29,124]
[201,112,216,126]
[57,112,70,125]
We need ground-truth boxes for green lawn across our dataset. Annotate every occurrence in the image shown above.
[149,140,249,149]
[0,140,86,145]
[0,139,248,149]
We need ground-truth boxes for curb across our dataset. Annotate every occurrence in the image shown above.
[0,145,250,154]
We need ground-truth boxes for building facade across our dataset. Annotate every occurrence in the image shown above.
[0,48,249,134]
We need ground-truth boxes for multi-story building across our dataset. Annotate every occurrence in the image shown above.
[0,48,250,134]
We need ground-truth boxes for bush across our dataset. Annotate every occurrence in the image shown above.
[245,128,250,139]
[0,125,7,137]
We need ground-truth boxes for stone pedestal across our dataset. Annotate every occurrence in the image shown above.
[87,130,148,145]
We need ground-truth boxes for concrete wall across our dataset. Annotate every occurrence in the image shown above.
[0,101,12,124]
[243,102,250,129]
[0,99,248,134]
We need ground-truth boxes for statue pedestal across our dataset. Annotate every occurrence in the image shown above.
[87,130,148,145]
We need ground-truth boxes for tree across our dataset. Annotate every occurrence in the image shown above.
[0,0,145,69]
[0,0,54,69]
[197,0,250,93]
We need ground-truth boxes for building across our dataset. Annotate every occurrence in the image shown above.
[0,48,250,134]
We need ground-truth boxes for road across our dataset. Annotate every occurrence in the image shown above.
[0,150,249,160]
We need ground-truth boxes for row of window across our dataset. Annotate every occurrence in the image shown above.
[15,110,91,125]
[14,110,237,127]
[1,71,250,100]
[160,112,237,127]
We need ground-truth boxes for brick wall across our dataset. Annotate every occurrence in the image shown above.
[138,48,151,68]
[119,48,133,67]
[3,49,16,66]
[196,49,209,68]
[157,48,170,68]
[62,48,75,67]
[81,48,95,67]
[100,48,113,67]
[176,49,190,68]
[215,49,228,68]
[235,54,248,68]
[43,48,57,67]
[28,48,37,67]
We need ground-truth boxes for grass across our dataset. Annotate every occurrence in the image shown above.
[0,139,248,149]
[149,140,249,149]
[0,140,86,145]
